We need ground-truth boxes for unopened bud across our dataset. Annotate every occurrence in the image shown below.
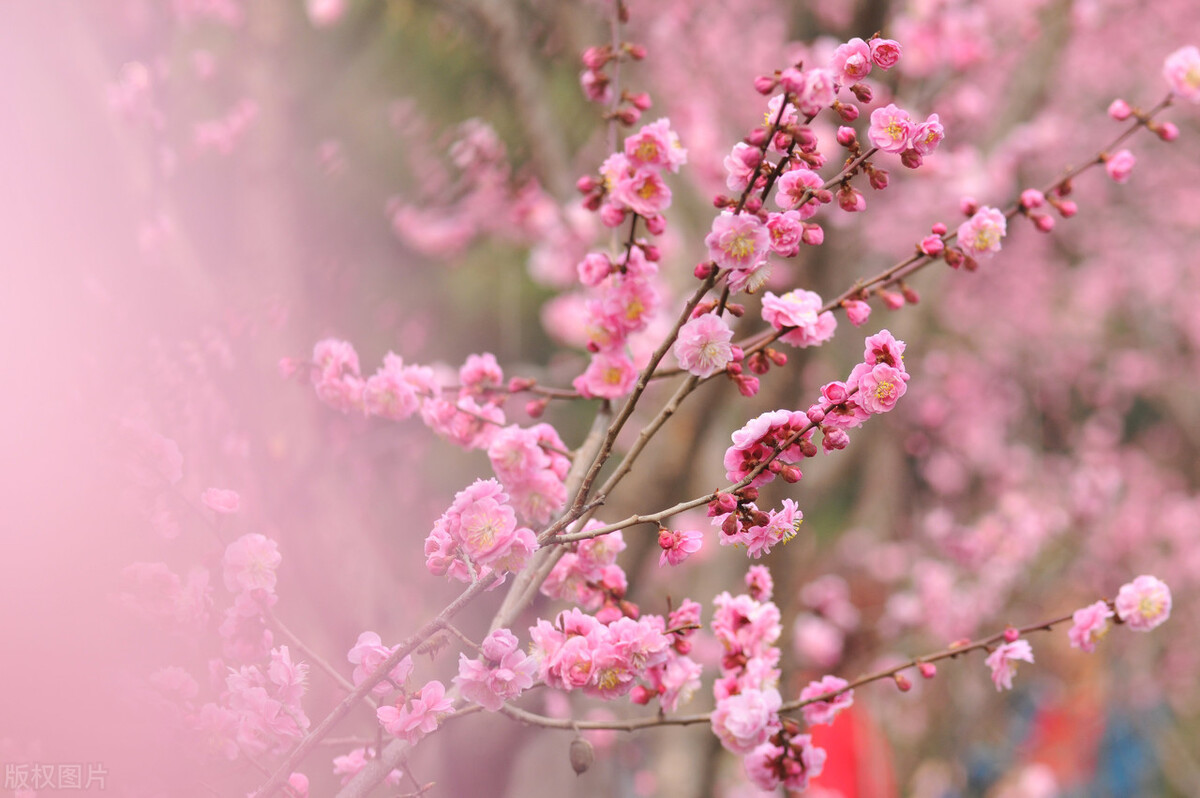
[894,673,912,692]
[569,737,595,775]
[960,196,979,216]
[868,168,890,190]
[918,662,937,679]
[627,91,652,111]
[1107,98,1133,121]
[900,149,923,170]
[849,82,873,103]
[1155,121,1180,141]
[525,398,549,418]
[1032,213,1056,233]
[644,214,666,235]
[753,74,778,95]
[507,377,536,392]
[693,261,715,280]
[901,284,920,305]
[624,42,647,60]
[1003,626,1020,643]
[931,222,948,235]
[836,126,858,147]
[835,101,859,123]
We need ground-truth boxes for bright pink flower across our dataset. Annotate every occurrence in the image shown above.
[711,687,782,754]
[658,527,704,567]
[363,353,422,420]
[705,212,769,272]
[723,142,760,192]
[799,675,853,726]
[455,628,537,711]
[868,104,915,153]
[774,168,825,216]
[612,167,673,216]
[347,632,414,696]
[377,680,455,743]
[1104,149,1136,183]
[852,363,908,414]
[673,313,735,378]
[712,590,782,664]
[1163,45,1200,102]
[645,655,703,712]
[202,487,240,514]
[573,351,637,399]
[910,113,944,155]
[956,206,1007,259]
[761,289,837,348]
[766,211,804,256]
[870,38,902,69]
[223,533,281,595]
[1107,98,1133,120]
[795,69,837,117]
[623,118,686,172]
[985,639,1034,691]
[743,500,802,559]
[723,409,813,488]
[1115,575,1171,631]
[831,38,873,83]
[1067,601,1113,653]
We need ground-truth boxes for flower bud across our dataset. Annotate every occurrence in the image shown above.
[754,74,778,95]
[1003,626,1020,643]
[931,222,948,235]
[525,397,548,418]
[918,662,937,679]
[919,235,945,256]
[849,82,873,103]
[836,126,858,147]
[894,673,912,692]
[1032,213,1056,233]
[569,737,595,775]
[900,149,923,170]
[1107,98,1133,120]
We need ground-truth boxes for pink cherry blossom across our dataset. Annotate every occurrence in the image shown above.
[852,362,908,414]
[1067,601,1113,653]
[831,38,873,83]
[673,313,735,378]
[1163,45,1200,102]
[711,687,782,754]
[1114,575,1171,631]
[202,487,240,514]
[774,168,825,216]
[455,628,538,711]
[985,639,1034,691]
[705,212,769,272]
[761,289,837,348]
[799,675,853,726]
[870,38,902,69]
[658,527,704,567]
[223,533,281,595]
[868,104,915,153]
[377,680,455,743]
[573,351,637,399]
[347,632,415,696]
[623,118,686,172]
[956,206,1007,259]
[910,113,945,155]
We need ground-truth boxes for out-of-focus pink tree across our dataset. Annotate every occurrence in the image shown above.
[3,1,1199,797]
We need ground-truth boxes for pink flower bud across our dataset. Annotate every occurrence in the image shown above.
[713,492,738,514]
[777,67,804,94]
[836,126,857,146]
[507,377,536,392]
[1056,199,1078,217]
[582,46,610,70]
[869,168,890,190]
[735,375,760,397]
[1032,213,1056,233]
[1019,189,1045,209]
[931,222,948,235]
[1107,98,1133,120]
[844,299,871,326]
[901,285,920,305]
[599,203,626,227]
[766,348,787,367]
[576,175,598,193]
[920,235,945,256]
[1003,626,1020,643]
[822,428,849,451]
[850,82,873,103]
[754,74,779,95]
[746,127,769,147]
[869,38,902,69]
[944,248,964,269]
[625,42,647,60]
[1104,149,1136,183]
[628,91,652,110]
[900,149,923,170]
[801,223,824,246]
[806,405,826,423]
[525,398,548,417]
[838,185,866,212]
[1155,121,1180,141]
[881,290,905,310]
[894,673,912,692]
[918,662,937,679]
[694,261,715,280]
[960,196,979,216]
[836,101,859,122]
[644,214,666,235]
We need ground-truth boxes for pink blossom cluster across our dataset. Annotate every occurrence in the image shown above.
[486,423,570,524]
[867,103,945,166]
[220,533,283,661]
[331,747,403,788]
[829,36,902,84]
[711,577,783,698]
[424,479,538,583]
[592,118,686,228]
[529,608,672,700]
[807,330,910,442]
[631,600,705,712]
[723,409,816,489]
[377,679,455,743]
[205,646,310,757]
[346,631,415,697]
[798,674,854,726]
[454,628,538,711]
[743,727,827,793]
[541,527,631,617]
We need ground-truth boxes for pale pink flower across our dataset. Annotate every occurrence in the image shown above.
[1067,601,1113,653]
[774,168,825,216]
[956,206,1007,258]
[1163,45,1200,102]
[723,142,760,192]
[223,533,281,595]
[870,38,902,69]
[363,353,422,420]
[347,632,414,696]
[576,252,612,287]
[831,38,872,83]
[455,628,537,711]
[202,487,240,514]
[1104,149,1136,183]
[868,104,915,153]
[795,69,837,117]
[459,352,504,395]
[985,639,1034,691]
[673,313,735,378]
[573,351,637,399]
[712,688,783,754]
[377,680,455,742]
[612,167,673,216]
[761,289,837,348]
[799,675,853,726]
[766,211,804,256]
[1115,575,1171,631]
[705,212,769,272]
